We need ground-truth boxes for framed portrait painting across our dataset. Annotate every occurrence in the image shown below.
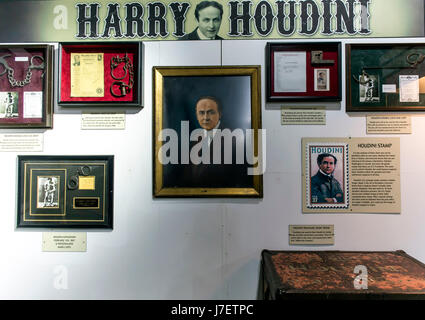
[153,66,263,198]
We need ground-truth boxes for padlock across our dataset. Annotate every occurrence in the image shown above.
[311,51,334,65]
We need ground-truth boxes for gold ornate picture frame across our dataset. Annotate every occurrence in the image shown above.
[153,66,263,198]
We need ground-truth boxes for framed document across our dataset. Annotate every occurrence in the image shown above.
[153,66,263,198]
[70,53,104,97]
[0,44,53,128]
[266,42,341,102]
[16,155,114,228]
[346,43,425,111]
[58,42,142,107]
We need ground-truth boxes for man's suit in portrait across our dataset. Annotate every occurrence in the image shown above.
[310,170,344,203]
[163,127,251,188]
[180,27,223,40]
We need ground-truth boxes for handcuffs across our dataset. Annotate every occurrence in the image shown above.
[67,165,92,190]
[406,52,425,68]
[0,54,45,87]
[353,52,425,84]
[110,53,134,98]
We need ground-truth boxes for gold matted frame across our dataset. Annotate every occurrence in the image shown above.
[153,66,263,198]
[17,155,113,228]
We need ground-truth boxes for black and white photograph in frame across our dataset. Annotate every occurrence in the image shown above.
[314,69,330,91]
[359,72,380,103]
[0,92,18,118]
[37,176,59,209]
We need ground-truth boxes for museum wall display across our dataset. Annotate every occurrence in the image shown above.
[1,0,425,301]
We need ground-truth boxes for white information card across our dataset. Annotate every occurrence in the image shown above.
[0,133,43,152]
[274,51,306,93]
[42,232,87,252]
[23,91,43,118]
[399,75,419,102]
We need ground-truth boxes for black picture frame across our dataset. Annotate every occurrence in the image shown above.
[346,43,425,112]
[16,155,114,229]
[266,42,342,102]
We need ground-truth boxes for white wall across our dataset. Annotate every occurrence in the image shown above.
[1,37,425,299]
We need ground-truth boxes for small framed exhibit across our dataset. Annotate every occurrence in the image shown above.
[0,44,54,128]
[302,137,401,214]
[153,66,263,198]
[266,42,341,102]
[58,42,142,107]
[16,155,114,228]
[346,43,425,112]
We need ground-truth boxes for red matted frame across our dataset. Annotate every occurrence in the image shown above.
[266,42,341,102]
[58,42,142,107]
[0,44,54,128]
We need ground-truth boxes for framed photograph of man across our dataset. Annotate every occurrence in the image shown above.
[314,69,330,91]
[153,66,263,197]
[304,141,349,211]
[16,155,114,228]
[359,72,380,103]
[0,92,18,118]
[37,176,60,208]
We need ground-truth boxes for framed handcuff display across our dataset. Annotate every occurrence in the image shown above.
[58,42,142,107]
[0,44,54,128]
[16,155,114,229]
[266,42,341,102]
[347,43,425,112]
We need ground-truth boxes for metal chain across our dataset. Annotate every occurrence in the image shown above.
[7,68,32,87]
[0,55,44,88]
[127,59,134,89]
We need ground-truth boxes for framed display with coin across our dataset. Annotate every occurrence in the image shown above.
[16,155,114,228]
[346,43,425,111]
[0,44,54,128]
[58,42,142,107]
[266,42,341,102]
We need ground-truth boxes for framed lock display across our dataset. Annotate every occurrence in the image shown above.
[346,43,425,112]
[58,42,142,107]
[0,44,54,128]
[266,42,341,102]
[16,155,114,229]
